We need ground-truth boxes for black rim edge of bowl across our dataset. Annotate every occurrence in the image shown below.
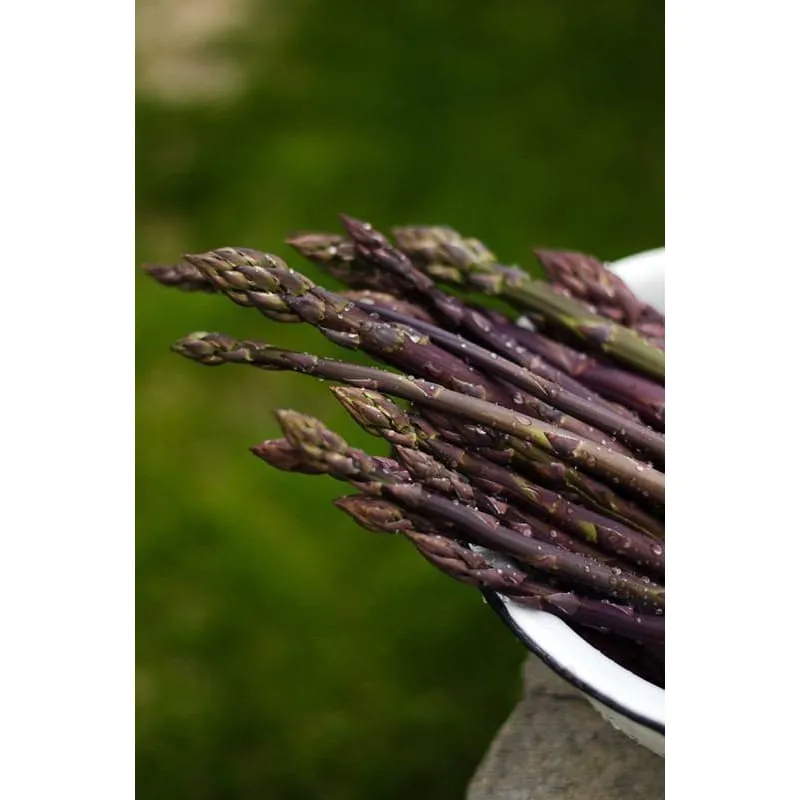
[483,590,665,736]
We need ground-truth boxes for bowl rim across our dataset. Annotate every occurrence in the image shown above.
[482,590,665,734]
[482,248,665,735]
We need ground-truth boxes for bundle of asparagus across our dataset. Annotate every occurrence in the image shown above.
[144,214,665,687]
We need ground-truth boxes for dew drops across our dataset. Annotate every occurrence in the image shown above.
[610,566,622,575]
[651,544,664,556]
[514,414,533,426]
[635,464,645,472]
[512,392,524,405]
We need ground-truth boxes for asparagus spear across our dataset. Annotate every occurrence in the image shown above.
[535,248,665,335]
[271,409,408,491]
[392,443,642,569]
[496,322,665,429]
[411,406,665,539]
[312,223,637,453]
[285,233,401,295]
[253,403,665,603]
[392,225,665,382]
[422,438,664,571]
[391,445,477,505]
[340,216,646,418]
[260,408,607,564]
[289,222,650,427]
[381,484,664,612]
[142,261,217,293]
[329,386,663,565]
[335,495,665,645]
[332,292,633,452]
[173,332,665,505]
[185,247,513,404]
[472,306,646,424]
[291,225,606,397]
[340,290,437,324]
[248,438,328,474]
[347,294,664,462]
[255,414,614,568]
[256,412,484,509]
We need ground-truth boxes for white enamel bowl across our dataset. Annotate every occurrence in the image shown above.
[484,248,665,757]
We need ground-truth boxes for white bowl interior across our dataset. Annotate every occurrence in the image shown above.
[497,248,665,733]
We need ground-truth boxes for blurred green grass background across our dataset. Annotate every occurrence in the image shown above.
[136,1,663,796]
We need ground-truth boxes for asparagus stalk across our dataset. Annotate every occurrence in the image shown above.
[392,443,642,570]
[388,442,619,569]
[337,291,631,452]
[341,290,437,324]
[255,414,477,508]
[142,261,217,293]
[535,248,665,337]
[484,319,665,429]
[340,216,645,418]
[257,415,615,568]
[185,247,514,404]
[173,332,665,505]
[473,306,646,424]
[291,225,602,397]
[248,438,328,474]
[261,408,612,566]
[413,406,665,539]
[329,386,663,566]
[272,409,408,491]
[348,294,664,462]
[391,445,477,505]
[285,233,401,295]
[381,484,664,612]
[422,438,664,572]
[333,494,419,534]
[254,416,660,607]
[392,225,665,382]
[289,221,650,427]
[335,495,665,645]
